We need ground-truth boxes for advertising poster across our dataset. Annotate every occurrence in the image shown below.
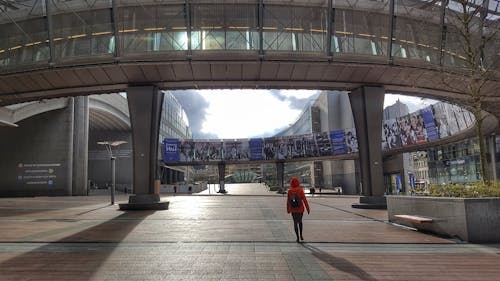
[421,107,439,141]
[223,140,249,161]
[344,128,358,153]
[263,138,278,160]
[314,132,332,156]
[290,136,305,158]
[194,141,223,162]
[179,139,195,162]
[276,137,290,160]
[382,119,402,149]
[446,104,460,135]
[163,138,180,162]
[302,134,316,158]
[330,130,346,155]
[249,138,264,160]
[455,107,468,131]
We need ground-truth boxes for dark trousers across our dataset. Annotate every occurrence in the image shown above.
[291,212,303,240]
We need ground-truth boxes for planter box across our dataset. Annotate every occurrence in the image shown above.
[387,196,500,243]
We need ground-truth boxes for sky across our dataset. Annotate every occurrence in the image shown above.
[384,94,437,113]
[171,90,437,139]
[172,89,320,139]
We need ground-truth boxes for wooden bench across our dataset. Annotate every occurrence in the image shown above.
[393,214,434,224]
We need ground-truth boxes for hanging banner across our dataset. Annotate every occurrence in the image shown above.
[223,140,250,161]
[344,128,358,153]
[163,138,179,162]
[179,139,195,162]
[330,130,346,155]
[314,132,332,156]
[249,138,264,160]
[421,107,439,141]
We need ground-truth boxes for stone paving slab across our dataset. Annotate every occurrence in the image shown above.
[0,184,500,280]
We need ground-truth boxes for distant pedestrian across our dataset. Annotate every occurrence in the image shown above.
[287,177,310,243]
[173,185,177,194]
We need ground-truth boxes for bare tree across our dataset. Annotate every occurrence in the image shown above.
[441,0,499,185]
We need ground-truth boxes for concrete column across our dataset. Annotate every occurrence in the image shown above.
[276,161,285,190]
[349,87,385,207]
[72,96,89,196]
[120,86,168,210]
[218,163,226,193]
[66,98,75,196]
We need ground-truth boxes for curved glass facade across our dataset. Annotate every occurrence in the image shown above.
[1,0,498,70]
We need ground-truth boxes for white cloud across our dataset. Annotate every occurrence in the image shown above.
[199,89,318,139]
[384,94,438,112]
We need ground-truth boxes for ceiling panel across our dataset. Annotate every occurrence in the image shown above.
[41,71,65,88]
[276,63,294,80]
[28,73,54,90]
[290,64,309,81]
[320,64,344,81]
[102,65,128,83]
[88,67,112,84]
[259,62,279,80]
[140,65,162,82]
[156,64,177,81]
[73,69,99,85]
[120,65,146,83]
[55,69,81,87]
[363,66,387,84]
[336,66,357,82]
[306,64,327,81]
[190,63,211,80]
[224,64,243,81]
[171,63,193,81]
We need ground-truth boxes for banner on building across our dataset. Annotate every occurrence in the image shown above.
[249,138,264,160]
[331,130,346,155]
[421,107,439,141]
[163,138,179,161]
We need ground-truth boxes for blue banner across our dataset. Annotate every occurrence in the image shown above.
[249,138,264,160]
[163,138,179,162]
[421,107,439,141]
[330,130,346,155]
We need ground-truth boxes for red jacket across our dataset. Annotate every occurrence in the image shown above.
[287,187,310,214]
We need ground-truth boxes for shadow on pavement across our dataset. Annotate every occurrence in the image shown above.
[0,209,155,280]
[301,243,379,281]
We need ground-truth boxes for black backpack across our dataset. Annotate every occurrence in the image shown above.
[289,191,301,208]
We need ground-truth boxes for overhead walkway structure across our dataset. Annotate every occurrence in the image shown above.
[0,0,499,208]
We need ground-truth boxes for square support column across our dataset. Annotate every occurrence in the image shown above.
[350,87,386,208]
[119,86,168,210]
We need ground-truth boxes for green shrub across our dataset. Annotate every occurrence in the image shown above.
[424,182,500,198]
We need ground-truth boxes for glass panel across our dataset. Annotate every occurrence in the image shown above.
[118,4,187,55]
[443,0,485,67]
[263,5,327,52]
[0,0,48,68]
[191,4,258,50]
[333,8,390,57]
[394,0,443,63]
[52,8,113,60]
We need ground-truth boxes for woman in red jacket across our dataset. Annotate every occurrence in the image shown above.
[287,177,310,242]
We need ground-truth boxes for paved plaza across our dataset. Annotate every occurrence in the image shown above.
[0,183,499,280]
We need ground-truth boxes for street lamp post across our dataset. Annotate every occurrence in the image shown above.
[98,141,127,205]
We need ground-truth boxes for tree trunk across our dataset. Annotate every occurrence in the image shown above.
[474,109,490,185]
